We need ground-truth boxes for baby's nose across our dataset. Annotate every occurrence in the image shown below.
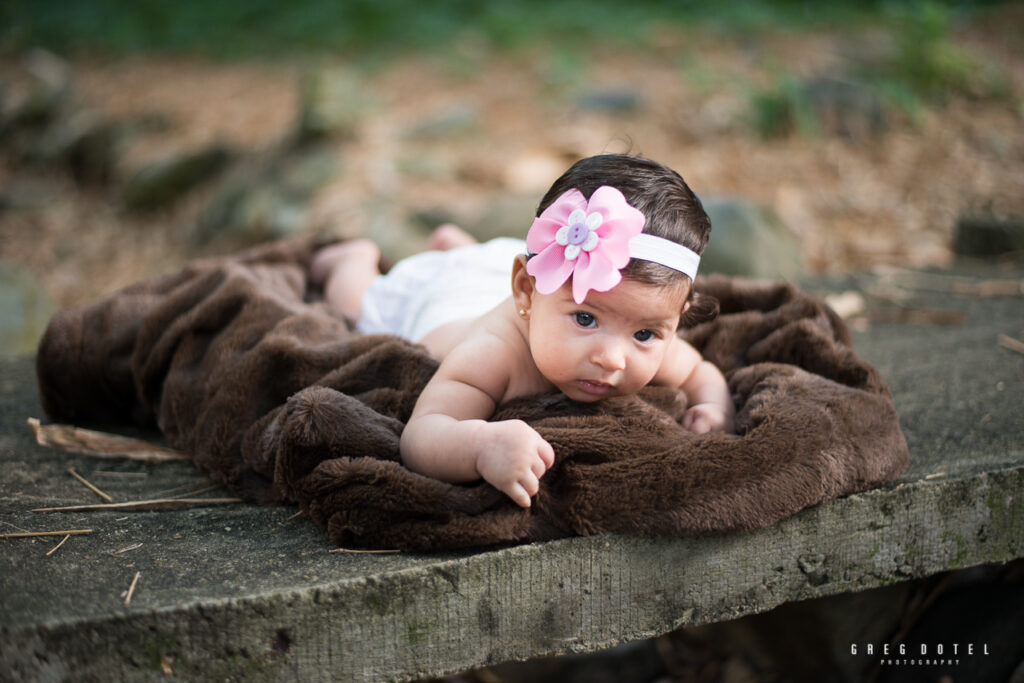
[593,341,627,371]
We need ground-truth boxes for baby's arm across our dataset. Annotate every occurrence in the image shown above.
[656,338,735,434]
[400,335,555,508]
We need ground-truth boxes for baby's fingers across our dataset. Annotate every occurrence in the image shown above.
[521,471,540,497]
[530,450,553,479]
[692,420,712,435]
[506,482,533,509]
[683,410,711,434]
[507,470,541,508]
[537,439,555,469]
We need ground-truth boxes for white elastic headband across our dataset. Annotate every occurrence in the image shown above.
[628,233,701,280]
[525,233,701,280]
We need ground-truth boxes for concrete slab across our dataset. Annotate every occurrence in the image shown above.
[2,264,1022,681]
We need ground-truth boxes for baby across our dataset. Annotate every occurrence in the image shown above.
[312,154,734,508]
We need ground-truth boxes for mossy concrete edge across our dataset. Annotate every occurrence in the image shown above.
[3,466,1021,682]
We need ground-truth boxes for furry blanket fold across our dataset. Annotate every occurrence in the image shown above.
[36,238,908,551]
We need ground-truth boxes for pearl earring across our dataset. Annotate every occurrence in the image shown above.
[518,308,528,318]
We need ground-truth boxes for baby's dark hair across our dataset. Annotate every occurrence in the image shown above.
[536,154,718,327]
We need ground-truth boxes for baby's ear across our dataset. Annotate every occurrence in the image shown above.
[510,255,535,310]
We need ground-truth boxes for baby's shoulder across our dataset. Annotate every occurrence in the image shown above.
[466,314,528,370]
[653,335,703,387]
[433,321,525,402]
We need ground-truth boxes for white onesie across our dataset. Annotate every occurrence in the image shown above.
[357,237,526,342]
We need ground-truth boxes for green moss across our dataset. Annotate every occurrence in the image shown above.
[138,633,185,672]
[406,619,433,646]
[984,474,1024,552]
[941,532,970,568]
[201,652,282,682]
[363,586,395,616]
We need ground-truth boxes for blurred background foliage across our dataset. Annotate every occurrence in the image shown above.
[1,0,1020,322]
[0,0,1010,62]
[748,1,1013,136]
[2,0,1014,137]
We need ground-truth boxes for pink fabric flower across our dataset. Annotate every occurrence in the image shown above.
[526,186,645,304]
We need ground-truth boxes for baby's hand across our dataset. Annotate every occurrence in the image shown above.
[474,420,555,508]
[683,403,733,435]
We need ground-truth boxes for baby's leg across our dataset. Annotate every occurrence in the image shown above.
[429,224,477,251]
[310,239,382,321]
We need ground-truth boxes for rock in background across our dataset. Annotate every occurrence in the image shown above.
[954,214,1024,259]
[1,52,352,244]
[701,198,805,281]
[0,50,234,211]
[0,262,55,356]
[194,144,337,246]
[120,144,233,212]
[297,65,370,142]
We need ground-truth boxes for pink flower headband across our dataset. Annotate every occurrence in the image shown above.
[526,186,701,304]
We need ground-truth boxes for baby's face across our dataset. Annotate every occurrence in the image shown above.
[526,278,688,402]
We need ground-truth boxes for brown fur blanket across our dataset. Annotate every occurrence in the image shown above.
[36,238,908,551]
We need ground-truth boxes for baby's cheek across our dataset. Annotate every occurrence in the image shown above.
[639,354,665,386]
[528,345,558,380]
[535,354,569,387]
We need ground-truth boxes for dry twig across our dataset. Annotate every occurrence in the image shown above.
[955,279,1024,297]
[32,498,243,513]
[28,418,188,464]
[45,534,71,557]
[873,267,1024,298]
[169,484,222,500]
[112,543,143,555]
[149,479,214,498]
[998,334,1024,357]
[329,547,401,555]
[124,571,140,606]
[867,309,966,325]
[1,529,93,539]
[68,467,115,503]
[160,657,174,675]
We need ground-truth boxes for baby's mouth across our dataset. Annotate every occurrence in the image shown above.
[577,379,614,396]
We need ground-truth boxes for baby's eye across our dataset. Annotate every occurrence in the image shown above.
[634,329,657,342]
[574,312,596,328]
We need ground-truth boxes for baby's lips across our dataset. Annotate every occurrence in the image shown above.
[577,378,615,394]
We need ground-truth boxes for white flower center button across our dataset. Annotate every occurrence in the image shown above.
[557,209,602,260]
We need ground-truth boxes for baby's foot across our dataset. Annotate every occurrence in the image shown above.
[310,239,381,287]
[429,224,477,251]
